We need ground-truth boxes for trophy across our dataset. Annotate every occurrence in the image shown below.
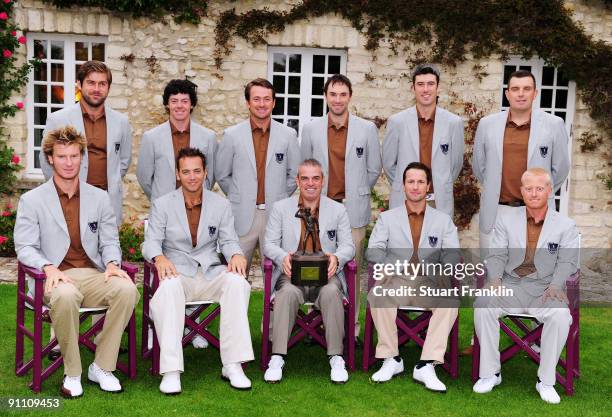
[291,207,328,287]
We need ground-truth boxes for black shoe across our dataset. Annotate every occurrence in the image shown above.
[48,349,61,361]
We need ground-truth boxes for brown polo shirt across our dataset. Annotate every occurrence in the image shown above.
[81,102,108,191]
[327,114,348,201]
[297,196,322,253]
[514,212,545,278]
[251,118,270,205]
[406,202,425,264]
[184,191,202,248]
[54,181,96,271]
[417,109,435,192]
[171,121,191,189]
[500,115,530,204]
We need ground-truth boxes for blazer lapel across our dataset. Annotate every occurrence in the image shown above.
[527,109,541,164]
[195,191,209,248]
[79,181,91,243]
[162,121,176,171]
[320,118,330,191]
[266,121,279,168]
[518,207,527,249]
[289,196,301,250]
[397,205,413,248]
[70,105,88,180]
[494,111,508,164]
[175,189,192,240]
[43,179,69,236]
[406,107,420,159]
[536,207,555,249]
[418,205,433,250]
[317,197,331,252]
[431,107,443,160]
[105,105,115,169]
[242,121,257,173]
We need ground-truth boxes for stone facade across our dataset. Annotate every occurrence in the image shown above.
[5,0,611,251]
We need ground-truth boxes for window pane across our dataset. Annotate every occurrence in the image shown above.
[50,41,64,59]
[273,53,286,72]
[51,85,64,104]
[288,97,299,116]
[555,89,568,108]
[312,76,324,95]
[542,67,555,86]
[287,118,299,133]
[92,43,105,61]
[311,98,324,117]
[554,111,566,121]
[273,118,283,124]
[288,54,301,73]
[518,65,531,72]
[34,62,47,81]
[34,40,47,59]
[313,55,325,74]
[501,88,509,107]
[273,97,285,116]
[288,76,300,94]
[34,84,47,103]
[34,128,44,147]
[557,69,569,86]
[75,42,88,61]
[34,107,47,126]
[540,89,553,108]
[273,75,285,95]
[51,63,63,82]
[34,150,41,169]
[328,56,341,74]
[503,65,515,85]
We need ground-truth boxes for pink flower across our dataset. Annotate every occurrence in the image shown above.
[6,202,13,210]
[15,102,23,109]
[3,50,12,58]
[1,211,10,217]
[0,236,8,245]
[0,12,8,21]
[10,30,16,36]
[11,154,20,164]
[128,247,135,255]
[3,0,10,4]
[18,36,26,44]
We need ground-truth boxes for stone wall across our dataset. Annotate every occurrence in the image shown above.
[5,0,611,250]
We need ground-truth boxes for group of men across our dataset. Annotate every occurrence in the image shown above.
[13,60,578,405]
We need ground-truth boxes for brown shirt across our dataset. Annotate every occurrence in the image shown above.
[251,118,270,205]
[184,192,202,248]
[500,116,530,204]
[406,202,426,264]
[417,109,435,193]
[514,212,544,278]
[297,196,322,253]
[81,102,108,191]
[171,121,191,189]
[55,181,96,271]
[327,114,349,201]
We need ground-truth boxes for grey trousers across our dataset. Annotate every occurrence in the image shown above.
[271,275,345,356]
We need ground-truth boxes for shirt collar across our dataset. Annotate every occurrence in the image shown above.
[405,201,426,216]
[417,108,436,123]
[327,113,348,131]
[80,100,105,122]
[53,178,80,199]
[506,111,531,129]
[250,117,270,134]
[170,120,190,135]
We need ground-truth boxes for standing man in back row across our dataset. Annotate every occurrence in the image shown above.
[382,64,464,216]
[300,74,381,335]
[215,78,300,277]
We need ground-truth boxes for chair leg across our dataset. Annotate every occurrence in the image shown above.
[15,292,25,375]
[449,316,459,379]
[362,306,374,371]
[128,312,137,379]
[346,298,356,371]
[261,301,271,371]
[31,310,43,393]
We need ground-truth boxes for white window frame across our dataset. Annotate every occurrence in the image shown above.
[25,33,107,178]
[501,57,576,216]
[267,46,347,137]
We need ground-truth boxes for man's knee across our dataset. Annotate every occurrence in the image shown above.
[152,278,183,304]
[50,283,82,309]
[542,308,572,327]
[275,282,302,303]
[319,283,342,305]
[223,272,251,292]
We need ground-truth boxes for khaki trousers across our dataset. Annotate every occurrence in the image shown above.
[367,275,458,363]
[150,268,254,374]
[44,268,140,376]
[239,209,268,280]
[351,226,366,334]
[272,275,345,356]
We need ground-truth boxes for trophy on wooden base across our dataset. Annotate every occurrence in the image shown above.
[291,207,328,287]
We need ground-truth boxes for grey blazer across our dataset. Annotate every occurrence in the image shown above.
[263,195,355,294]
[486,206,579,296]
[367,204,460,266]
[14,179,121,272]
[136,120,217,201]
[382,106,464,216]
[40,102,132,226]
[142,189,243,279]
[300,114,382,228]
[472,108,570,234]
[215,119,300,236]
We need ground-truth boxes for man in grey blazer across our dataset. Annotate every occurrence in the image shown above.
[137,79,217,201]
[472,70,570,255]
[15,126,140,398]
[40,61,132,226]
[367,162,460,393]
[215,78,300,276]
[473,168,578,404]
[263,159,355,384]
[142,147,253,394]
[382,64,464,216]
[301,74,382,335]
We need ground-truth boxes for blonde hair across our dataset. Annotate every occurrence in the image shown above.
[521,167,552,186]
[42,126,87,157]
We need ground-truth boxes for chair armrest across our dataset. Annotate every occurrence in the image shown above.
[18,262,47,280]
[121,261,139,283]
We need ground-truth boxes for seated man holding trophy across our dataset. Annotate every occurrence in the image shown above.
[263,158,355,384]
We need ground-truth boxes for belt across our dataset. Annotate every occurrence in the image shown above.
[499,201,525,207]
[255,203,266,210]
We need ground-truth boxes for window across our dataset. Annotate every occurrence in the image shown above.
[267,47,347,136]
[501,58,576,215]
[25,33,107,177]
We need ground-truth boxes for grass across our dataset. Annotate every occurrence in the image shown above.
[1,283,610,417]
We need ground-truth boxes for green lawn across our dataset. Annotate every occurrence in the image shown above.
[1,283,610,417]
